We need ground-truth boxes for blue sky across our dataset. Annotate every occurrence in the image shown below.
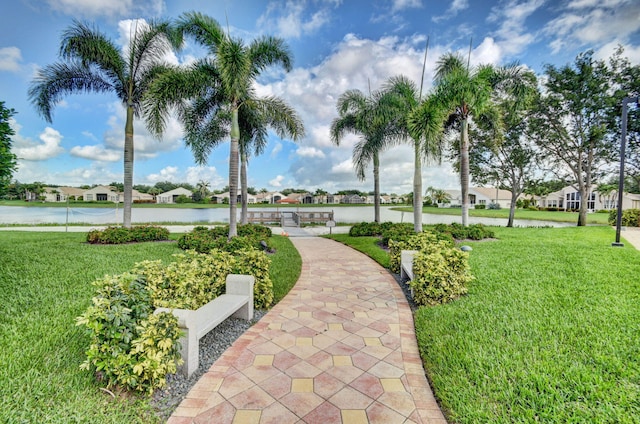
[2,0,640,194]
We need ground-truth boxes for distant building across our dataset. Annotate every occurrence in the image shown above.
[156,187,194,204]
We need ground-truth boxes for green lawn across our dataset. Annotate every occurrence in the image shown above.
[328,226,640,423]
[0,231,300,423]
[393,205,611,225]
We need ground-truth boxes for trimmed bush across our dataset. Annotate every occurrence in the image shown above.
[410,243,473,306]
[388,231,454,274]
[86,225,170,244]
[75,273,182,394]
[474,204,486,209]
[381,223,415,246]
[177,224,272,253]
[432,223,494,240]
[608,209,640,227]
[487,202,501,210]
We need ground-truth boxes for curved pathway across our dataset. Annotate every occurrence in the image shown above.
[169,237,446,423]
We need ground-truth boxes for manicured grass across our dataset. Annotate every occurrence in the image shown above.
[329,226,640,423]
[269,235,302,303]
[327,234,390,269]
[392,205,611,225]
[0,231,301,422]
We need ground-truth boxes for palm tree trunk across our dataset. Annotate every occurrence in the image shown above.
[413,139,422,233]
[373,151,380,223]
[240,149,248,225]
[460,118,470,227]
[228,107,240,238]
[123,105,134,228]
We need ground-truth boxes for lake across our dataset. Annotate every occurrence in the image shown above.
[0,205,572,227]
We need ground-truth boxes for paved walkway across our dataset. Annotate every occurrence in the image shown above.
[167,237,446,424]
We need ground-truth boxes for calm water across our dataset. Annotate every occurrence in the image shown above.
[0,205,572,227]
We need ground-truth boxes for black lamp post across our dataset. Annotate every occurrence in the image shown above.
[612,95,639,247]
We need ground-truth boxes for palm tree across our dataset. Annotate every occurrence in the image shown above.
[382,76,446,232]
[196,180,210,201]
[426,186,451,205]
[144,12,300,237]
[433,53,499,226]
[29,20,182,227]
[238,98,303,224]
[331,88,391,223]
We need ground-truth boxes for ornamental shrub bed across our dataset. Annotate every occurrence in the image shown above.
[388,231,454,274]
[177,224,272,253]
[410,242,473,306]
[76,247,273,394]
[87,225,170,244]
[608,208,640,227]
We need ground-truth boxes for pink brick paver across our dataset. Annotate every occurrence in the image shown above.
[167,237,446,423]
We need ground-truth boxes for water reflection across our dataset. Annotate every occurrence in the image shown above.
[0,205,572,227]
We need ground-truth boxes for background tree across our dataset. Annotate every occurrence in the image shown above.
[145,12,299,237]
[331,87,391,223]
[470,66,539,227]
[433,53,501,227]
[384,75,445,232]
[425,186,451,205]
[29,20,181,227]
[0,102,18,197]
[530,51,616,226]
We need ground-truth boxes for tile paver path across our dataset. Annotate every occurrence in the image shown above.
[167,236,446,423]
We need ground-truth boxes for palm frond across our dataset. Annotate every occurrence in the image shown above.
[177,12,224,55]
[249,35,293,74]
[28,62,113,122]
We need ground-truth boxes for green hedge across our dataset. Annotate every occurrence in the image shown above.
[86,225,170,244]
[608,209,640,227]
[388,231,454,274]
[177,224,272,253]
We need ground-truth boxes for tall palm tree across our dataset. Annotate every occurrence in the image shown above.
[144,12,299,237]
[238,97,304,224]
[29,20,182,227]
[433,53,498,226]
[382,76,446,232]
[331,88,391,223]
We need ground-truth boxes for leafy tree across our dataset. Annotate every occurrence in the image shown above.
[145,12,300,237]
[331,87,392,223]
[530,51,617,226]
[470,66,539,226]
[425,186,451,205]
[153,181,178,193]
[0,102,17,196]
[108,182,124,192]
[29,20,181,227]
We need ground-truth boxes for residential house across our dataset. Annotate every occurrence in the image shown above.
[444,187,516,209]
[43,186,85,202]
[255,191,286,204]
[157,187,194,204]
[212,190,257,204]
[341,194,367,204]
[83,185,119,202]
[537,185,640,211]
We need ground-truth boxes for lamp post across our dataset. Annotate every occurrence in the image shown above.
[612,96,639,247]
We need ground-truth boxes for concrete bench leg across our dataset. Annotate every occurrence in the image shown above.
[226,274,255,320]
[180,326,198,377]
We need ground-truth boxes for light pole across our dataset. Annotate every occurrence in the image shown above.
[612,96,639,247]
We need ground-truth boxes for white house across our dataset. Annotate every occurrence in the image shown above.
[537,185,640,211]
[43,186,85,202]
[156,187,194,204]
[83,185,119,202]
[212,190,257,204]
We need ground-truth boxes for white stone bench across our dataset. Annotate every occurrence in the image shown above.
[400,250,418,281]
[154,274,255,377]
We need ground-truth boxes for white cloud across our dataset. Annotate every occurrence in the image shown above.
[45,0,163,19]
[270,142,283,158]
[432,0,468,22]
[392,0,423,12]
[0,47,22,72]
[269,175,285,187]
[12,124,65,161]
[146,166,180,183]
[184,166,225,187]
[544,0,640,54]
[487,0,545,57]
[296,146,326,158]
[70,145,121,162]
[258,0,335,39]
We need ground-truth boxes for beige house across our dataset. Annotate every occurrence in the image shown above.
[156,187,193,204]
[83,186,153,203]
[43,186,85,202]
[444,187,516,209]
